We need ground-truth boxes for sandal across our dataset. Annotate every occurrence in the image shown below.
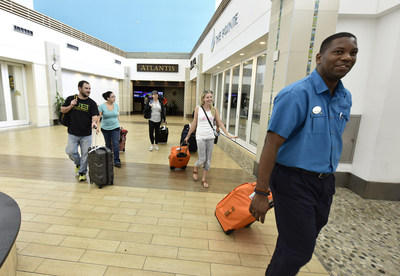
[192,170,198,181]
[202,180,209,188]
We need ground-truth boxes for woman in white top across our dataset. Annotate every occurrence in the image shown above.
[184,90,236,188]
[146,90,166,151]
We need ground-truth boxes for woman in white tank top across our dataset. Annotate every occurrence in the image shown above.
[184,90,236,188]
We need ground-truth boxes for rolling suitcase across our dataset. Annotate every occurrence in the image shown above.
[169,145,190,170]
[119,128,128,152]
[88,132,114,188]
[215,182,273,234]
[159,125,168,144]
[180,124,197,152]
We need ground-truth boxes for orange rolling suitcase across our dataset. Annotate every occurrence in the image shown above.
[169,145,190,170]
[215,182,273,234]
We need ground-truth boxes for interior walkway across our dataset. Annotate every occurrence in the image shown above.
[0,115,329,276]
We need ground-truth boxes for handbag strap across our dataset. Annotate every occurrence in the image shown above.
[201,106,216,135]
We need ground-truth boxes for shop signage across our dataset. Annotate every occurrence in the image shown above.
[190,57,197,70]
[211,12,239,52]
[137,64,178,73]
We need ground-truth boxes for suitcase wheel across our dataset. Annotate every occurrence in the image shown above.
[123,149,125,152]
[182,166,187,169]
[245,222,254,228]
[224,229,234,235]
[170,166,175,170]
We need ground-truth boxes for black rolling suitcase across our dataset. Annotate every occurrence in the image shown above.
[180,124,197,152]
[159,125,168,144]
[88,132,114,188]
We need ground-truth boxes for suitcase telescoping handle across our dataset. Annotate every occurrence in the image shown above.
[89,126,99,153]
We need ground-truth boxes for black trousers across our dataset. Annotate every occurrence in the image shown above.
[265,163,335,276]
[148,120,161,144]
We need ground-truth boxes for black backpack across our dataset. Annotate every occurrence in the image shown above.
[60,94,77,127]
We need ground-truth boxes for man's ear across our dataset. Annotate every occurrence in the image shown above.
[316,53,321,65]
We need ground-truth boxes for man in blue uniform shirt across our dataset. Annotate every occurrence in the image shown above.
[249,32,358,276]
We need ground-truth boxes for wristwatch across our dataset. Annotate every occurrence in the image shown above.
[254,188,270,197]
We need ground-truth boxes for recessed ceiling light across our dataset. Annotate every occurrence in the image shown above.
[239,53,245,56]
[260,41,266,45]
[217,66,220,68]
[226,61,230,63]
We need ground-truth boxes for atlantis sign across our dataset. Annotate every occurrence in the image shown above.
[211,12,239,52]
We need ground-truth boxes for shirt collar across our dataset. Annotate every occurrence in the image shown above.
[310,69,346,97]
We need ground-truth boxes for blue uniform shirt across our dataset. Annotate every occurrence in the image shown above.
[268,69,352,173]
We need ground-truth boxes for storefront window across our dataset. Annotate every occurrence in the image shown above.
[250,54,266,146]
[222,69,230,125]
[228,65,239,134]
[238,59,253,141]
[217,73,223,112]
[8,65,27,121]
[212,75,217,106]
[0,69,6,122]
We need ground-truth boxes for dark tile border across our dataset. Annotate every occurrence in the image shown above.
[253,161,400,201]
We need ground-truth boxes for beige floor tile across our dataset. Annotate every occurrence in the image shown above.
[63,209,112,220]
[209,240,269,255]
[120,202,163,210]
[49,201,95,211]
[97,229,153,244]
[16,272,48,276]
[239,253,271,268]
[137,209,183,219]
[79,218,130,231]
[17,231,65,246]
[20,243,84,261]
[180,228,232,242]
[82,197,122,207]
[178,248,240,265]
[20,221,51,232]
[162,204,206,215]
[152,235,208,250]
[110,214,158,225]
[158,218,207,230]
[182,213,215,223]
[92,205,138,216]
[45,225,100,238]
[211,263,265,276]
[16,241,30,253]
[144,257,210,276]
[61,236,120,252]
[117,241,178,258]
[80,250,146,269]
[143,198,184,206]
[297,273,329,276]
[20,212,37,221]
[129,224,180,236]
[35,259,106,276]
[19,199,53,207]
[32,214,82,226]
[232,229,277,246]
[104,266,175,276]
[207,221,222,231]
[17,255,44,272]
[21,206,68,216]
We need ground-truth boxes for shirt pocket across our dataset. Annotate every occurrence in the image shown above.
[335,111,349,134]
[310,113,328,134]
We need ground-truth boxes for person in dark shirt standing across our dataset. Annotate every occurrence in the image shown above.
[249,33,358,275]
[61,80,99,182]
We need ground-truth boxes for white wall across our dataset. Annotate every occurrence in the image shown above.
[126,59,189,82]
[339,0,400,15]
[61,70,120,107]
[13,0,33,9]
[336,6,400,182]
[190,0,271,79]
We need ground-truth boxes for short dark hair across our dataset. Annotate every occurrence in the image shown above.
[102,91,113,100]
[78,80,89,88]
[152,90,158,95]
[319,32,357,53]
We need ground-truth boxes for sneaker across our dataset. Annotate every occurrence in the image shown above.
[114,162,121,168]
[75,165,80,176]
[154,144,159,151]
[78,174,87,182]
[148,145,153,151]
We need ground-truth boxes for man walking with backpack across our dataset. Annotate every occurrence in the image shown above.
[61,80,99,181]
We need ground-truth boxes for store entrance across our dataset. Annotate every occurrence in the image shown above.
[132,80,184,116]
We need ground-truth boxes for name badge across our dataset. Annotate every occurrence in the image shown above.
[312,106,322,114]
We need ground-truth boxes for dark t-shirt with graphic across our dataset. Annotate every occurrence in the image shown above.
[63,95,99,137]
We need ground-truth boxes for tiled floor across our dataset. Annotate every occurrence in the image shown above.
[0,115,329,276]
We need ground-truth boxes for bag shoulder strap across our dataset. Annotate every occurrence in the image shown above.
[201,106,214,130]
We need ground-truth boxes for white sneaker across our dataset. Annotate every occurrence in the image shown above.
[154,145,159,151]
[148,145,153,151]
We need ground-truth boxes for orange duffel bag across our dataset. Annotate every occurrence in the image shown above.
[215,182,273,234]
[169,145,190,170]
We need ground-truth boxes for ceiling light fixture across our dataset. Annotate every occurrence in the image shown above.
[239,53,245,56]
[226,61,230,63]
[260,41,266,45]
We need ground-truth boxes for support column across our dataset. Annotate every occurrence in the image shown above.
[255,0,339,162]
[184,67,192,117]
[195,53,204,106]
[120,66,132,114]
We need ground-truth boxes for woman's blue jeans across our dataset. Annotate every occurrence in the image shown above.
[101,128,120,164]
